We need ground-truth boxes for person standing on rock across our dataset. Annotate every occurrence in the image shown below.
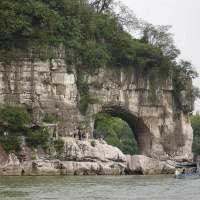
[85,129,89,139]
[74,128,78,138]
[78,130,82,140]
[93,129,96,139]
[82,131,86,139]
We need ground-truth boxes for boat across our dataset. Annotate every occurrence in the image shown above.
[176,162,196,168]
[178,172,200,179]
[174,160,200,179]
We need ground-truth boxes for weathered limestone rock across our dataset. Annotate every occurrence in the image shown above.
[0,145,22,175]
[58,138,127,175]
[0,46,195,161]
[30,159,60,175]
[0,138,181,176]
[125,155,175,175]
[0,138,127,176]
[59,138,127,175]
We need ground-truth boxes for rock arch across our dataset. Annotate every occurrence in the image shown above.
[101,105,152,157]
[0,53,194,161]
[87,67,194,161]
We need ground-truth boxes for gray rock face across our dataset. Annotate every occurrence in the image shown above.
[125,155,175,175]
[0,139,178,176]
[0,46,194,160]
[0,138,127,176]
[0,145,22,175]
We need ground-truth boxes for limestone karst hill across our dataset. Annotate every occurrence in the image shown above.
[0,0,198,163]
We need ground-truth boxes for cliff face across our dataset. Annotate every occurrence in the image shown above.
[0,46,194,160]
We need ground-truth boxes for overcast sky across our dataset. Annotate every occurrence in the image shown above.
[122,0,200,112]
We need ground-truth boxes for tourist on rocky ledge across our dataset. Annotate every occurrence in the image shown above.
[78,130,82,140]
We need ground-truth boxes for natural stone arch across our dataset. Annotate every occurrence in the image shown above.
[100,105,154,157]
[0,49,194,161]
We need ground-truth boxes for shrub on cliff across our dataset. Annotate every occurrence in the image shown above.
[0,136,21,152]
[53,138,64,151]
[27,127,50,149]
[0,106,53,151]
[0,106,31,152]
[0,106,31,136]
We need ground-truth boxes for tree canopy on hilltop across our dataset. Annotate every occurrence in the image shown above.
[0,0,199,101]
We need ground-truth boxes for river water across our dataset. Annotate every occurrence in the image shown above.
[0,174,199,200]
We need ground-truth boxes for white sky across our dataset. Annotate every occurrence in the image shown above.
[122,0,200,113]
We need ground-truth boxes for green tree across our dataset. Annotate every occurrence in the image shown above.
[93,112,116,140]
[173,60,200,103]
[0,106,31,152]
[111,117,138,154]
[27,127,50,149]
[0,106,31,135]
[0,0,63,52]
[190,114,200,153]
[91,0,114,13]
[139,23,180,61]
[0,136,21,152]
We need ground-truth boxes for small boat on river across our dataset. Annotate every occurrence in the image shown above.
[174,160,200,179]
[178,172,200,179]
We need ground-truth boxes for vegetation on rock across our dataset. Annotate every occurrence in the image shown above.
[0,136,21,152]
[53,138,65,151]
[0,106,31,135]
[0,106,50,152]
[43,114,63,123]
[27,127,50,149]
[0,0,199,112]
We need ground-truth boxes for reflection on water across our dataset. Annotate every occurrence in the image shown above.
[0,175,199,200]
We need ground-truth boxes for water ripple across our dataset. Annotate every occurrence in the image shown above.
[0,175,200,200]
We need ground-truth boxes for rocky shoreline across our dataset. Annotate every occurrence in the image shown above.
[0,137,176,176]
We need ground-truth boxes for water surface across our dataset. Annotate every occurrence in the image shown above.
[0,175,199,199]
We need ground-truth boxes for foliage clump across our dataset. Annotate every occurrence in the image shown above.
[53,138,64,151]
[190,114,200,154]
[0,136,21,152]
[0,106,50,152]
[27,127,50,149]
[0,106,31,152]
[80,94,98,114]
[43,114,61,123]
[90,140,96,147]
[0,106,31,135]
